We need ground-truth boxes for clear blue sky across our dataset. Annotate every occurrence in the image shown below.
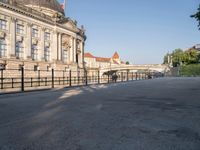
[59,0,200,64]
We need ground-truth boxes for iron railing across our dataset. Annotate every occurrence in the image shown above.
[0,67,159,93]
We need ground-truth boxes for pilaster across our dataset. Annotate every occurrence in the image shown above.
[58,33,62,61]
[10,17,16,57]
[52,31,58,61]
[26,23,32,59]
[40,27,45,61]
[73,37,77,63]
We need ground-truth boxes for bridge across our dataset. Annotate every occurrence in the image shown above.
[97,64,170,76]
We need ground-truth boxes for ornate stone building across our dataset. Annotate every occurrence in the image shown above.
[0,0,86,75]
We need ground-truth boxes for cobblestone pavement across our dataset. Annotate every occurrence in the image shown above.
[0,77,200,150]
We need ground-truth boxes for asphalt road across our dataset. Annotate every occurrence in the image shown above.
[0,77,200,150]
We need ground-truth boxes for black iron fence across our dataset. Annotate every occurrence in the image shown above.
[0,67,159,93]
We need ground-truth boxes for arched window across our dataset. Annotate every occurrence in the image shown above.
[16,42,24,59]
[0,39,6,57]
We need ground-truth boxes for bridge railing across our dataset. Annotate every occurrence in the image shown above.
[0,67,162,94]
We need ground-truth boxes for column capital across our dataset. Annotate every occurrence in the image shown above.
[27,23,33,27]
[10,17,17,23]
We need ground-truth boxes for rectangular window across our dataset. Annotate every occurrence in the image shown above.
[16,24,24,34]
[63,50,68,63]
[16,42,24,59]
[0,19,6,30]
[44,47,50,61]
[0,39,6,57]
[32,28,38,38]
[44,32,50,41]
[31,45,38,60]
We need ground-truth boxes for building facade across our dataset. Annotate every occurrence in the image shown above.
[84,52,125,69]
[0,0,86,77]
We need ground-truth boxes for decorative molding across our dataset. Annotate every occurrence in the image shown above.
[32,38,38,45]
[16,36,23,42]
[0,31,6,39]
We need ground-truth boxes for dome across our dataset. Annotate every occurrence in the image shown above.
[15,0,65,15]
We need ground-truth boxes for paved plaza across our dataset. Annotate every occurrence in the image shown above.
[0,78,200,150]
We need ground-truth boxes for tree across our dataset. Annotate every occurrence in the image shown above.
[171,49,185,67]
[191,4,200,30]
[185,49,200,64]
[126,61,130,65]
[163,53,170,64]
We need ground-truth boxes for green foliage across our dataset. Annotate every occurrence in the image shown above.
[185,49,200,64]
[191,4,200,30]
[126,61,130,65]
[163,48,200,67]
[171,49,185,67]
[163,53,169,64]
[180,64,200,76]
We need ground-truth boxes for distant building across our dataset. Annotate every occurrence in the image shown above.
[188,44,200,52]
[84,52,126,69]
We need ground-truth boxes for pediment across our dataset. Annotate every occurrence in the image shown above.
[63,20,77,30]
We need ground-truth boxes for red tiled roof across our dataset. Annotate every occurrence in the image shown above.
[84,53,95,58]
[112,52,120,59]
[96,57,111,62]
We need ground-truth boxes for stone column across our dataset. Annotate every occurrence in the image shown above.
[10,17,16,57]
[73,38,77,63]
[70,37,74,63]
[79,41,84,67]
[58,33,62,61]
[26,23,32,59]
[40,27,45,61]
[52,31,58,61]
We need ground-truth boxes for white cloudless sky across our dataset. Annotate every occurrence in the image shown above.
[59,0,200,64]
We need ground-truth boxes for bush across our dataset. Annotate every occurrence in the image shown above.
[180,64,200,76]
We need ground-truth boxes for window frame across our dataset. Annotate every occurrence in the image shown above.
[16,24,24,34]
[0,19,7,30]
[16,41,24,59]
[31,44,38,60]
[44,32,50,41]
[32,28,38,38]
[0,39,6,57]
[63,50,68,63]
[44,46,50,61]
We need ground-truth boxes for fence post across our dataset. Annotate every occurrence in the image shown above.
[21,66,24,92]
[85,70,88,86]
[98,70,100,84]
[108,73,110,83]
[1,69,3,89]
[77,71,80,85]
[131,72,133,81]
[69,70,72,87]
[63,71,65,85]
[136,72,138,80]
[38,70,40,86]
[52,69,54,88]
[127,70,129,81]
